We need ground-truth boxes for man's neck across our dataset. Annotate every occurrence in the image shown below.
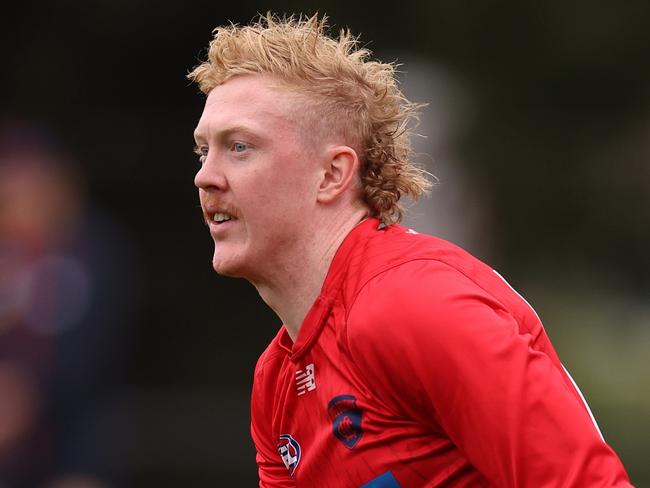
[253,208,369,342]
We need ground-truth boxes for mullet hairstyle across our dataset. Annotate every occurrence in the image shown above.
[188,13,432,224]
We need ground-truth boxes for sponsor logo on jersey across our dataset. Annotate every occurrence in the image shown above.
[296,363,316,395]
[327,394,363,449]
[277,434,301,476]
[360,471,402,487]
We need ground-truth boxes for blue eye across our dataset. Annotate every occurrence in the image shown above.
[233,142,247,153]
[194,146,209,164]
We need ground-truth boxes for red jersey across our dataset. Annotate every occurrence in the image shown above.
[250,218,632,487]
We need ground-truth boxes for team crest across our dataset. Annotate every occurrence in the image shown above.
[277,434,301,476]
[327,394,363,449]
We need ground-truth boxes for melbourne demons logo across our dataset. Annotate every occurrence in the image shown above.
[277,434,301,476]
[327,394,363,449]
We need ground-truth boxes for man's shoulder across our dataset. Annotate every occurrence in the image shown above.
[340,223,496,308]
[343,225,543,347]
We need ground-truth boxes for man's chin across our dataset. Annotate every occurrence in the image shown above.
[212,255,246,278]
[212,262,239,277]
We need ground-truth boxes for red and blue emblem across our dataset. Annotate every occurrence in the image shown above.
[328,394,363,449]
[277,434,301,476]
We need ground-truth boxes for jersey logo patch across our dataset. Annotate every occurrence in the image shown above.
[296,363,316,395]
[328,394,363,449]
[360,471,401,487]
[277,434,301,476]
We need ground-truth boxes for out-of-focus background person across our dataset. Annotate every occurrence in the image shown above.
[2,2,648,487]
[0,127,137,487]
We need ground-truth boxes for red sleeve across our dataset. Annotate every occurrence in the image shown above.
[251,351,294,488]
[346,260,632,487]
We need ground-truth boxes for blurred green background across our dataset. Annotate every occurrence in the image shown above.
[1,1,648,486]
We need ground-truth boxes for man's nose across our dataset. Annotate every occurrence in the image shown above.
[194,157,227,191]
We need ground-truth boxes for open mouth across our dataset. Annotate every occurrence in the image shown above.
[212,212,232,223]
[209,211,236,225]
[202,203,237,228]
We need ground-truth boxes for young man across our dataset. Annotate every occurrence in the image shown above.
[189,14,633,487]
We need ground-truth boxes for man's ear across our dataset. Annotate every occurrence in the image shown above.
[317,145,360,204]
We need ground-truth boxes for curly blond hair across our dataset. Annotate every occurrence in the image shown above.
[188,13,432,224]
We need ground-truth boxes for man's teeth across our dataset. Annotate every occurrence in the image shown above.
[213,212,232,223]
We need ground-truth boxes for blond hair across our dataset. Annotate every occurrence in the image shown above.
[188,13,432,224]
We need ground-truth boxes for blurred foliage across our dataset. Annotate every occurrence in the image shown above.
[522,273,649,486]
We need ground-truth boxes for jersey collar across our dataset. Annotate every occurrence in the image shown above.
[282,217,384,361]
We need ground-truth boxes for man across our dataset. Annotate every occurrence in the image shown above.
[189,14,633,487]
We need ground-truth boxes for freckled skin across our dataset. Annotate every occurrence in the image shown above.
[193,76,324,283]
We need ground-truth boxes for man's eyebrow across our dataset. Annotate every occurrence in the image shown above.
[195,125,262,144]
[217,125,259,139]
[193,128,205,144]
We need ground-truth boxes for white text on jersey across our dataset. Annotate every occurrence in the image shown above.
[296,363,316,395]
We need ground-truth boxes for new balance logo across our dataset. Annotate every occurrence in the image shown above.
[296,363,316,395]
